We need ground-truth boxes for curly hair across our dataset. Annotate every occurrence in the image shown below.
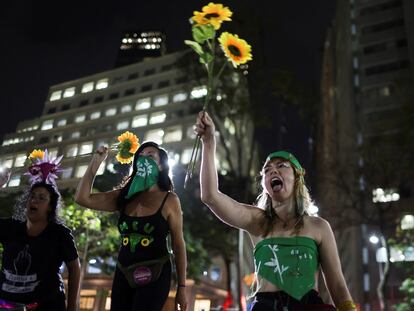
[256,163,312,237]
[13,182,63,224]
[116,141,173,209]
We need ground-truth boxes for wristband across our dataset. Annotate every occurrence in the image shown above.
[337,300,356,311]
[177,284,186,288]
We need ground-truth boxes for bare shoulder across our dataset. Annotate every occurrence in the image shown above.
[164,191,182,213]
[305,215,331,228]
[303,215,333,244]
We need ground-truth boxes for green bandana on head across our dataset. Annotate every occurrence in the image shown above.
[266,151,305,184]
[125,156,159,199]
[266,151,303,172]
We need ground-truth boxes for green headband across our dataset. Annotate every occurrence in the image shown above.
[266,151,304,173]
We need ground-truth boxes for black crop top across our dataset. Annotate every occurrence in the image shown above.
[117,192,170,266]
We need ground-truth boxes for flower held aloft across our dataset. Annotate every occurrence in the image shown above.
[192,2,232,30]
[25,149,63,186]
[219,32,252,68]
[115,131,140,164]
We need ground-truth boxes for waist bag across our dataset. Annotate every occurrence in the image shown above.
[117,255,170,288]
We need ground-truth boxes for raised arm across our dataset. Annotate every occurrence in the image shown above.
[74,146,120,212]
[195,111,262,235]
[166,193,188,311]
[318,218,356,311]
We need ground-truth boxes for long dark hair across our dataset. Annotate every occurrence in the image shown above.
[117,141,173,209]
[13,182,63,223]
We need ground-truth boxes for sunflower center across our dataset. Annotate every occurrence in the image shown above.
[228,45,241,57]
[204,13,220,19]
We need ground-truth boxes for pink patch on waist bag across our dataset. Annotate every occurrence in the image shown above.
[133,266,152,285]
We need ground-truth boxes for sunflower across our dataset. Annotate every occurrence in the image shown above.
[116,153,133,164]
[116,131,140,164]
[219,32,252,68]
[192,2,232,30]
[28,149,45,161]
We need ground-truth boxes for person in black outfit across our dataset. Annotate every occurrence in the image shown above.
[0,170,80,311]
[75,142,187,311]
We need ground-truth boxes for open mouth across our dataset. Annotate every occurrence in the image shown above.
[271,178,283,191]
[28,206,38,212]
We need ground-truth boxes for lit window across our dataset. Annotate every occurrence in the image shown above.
[163,126,182,143]
[81,82,94,93]
[132,115,148,127]
[66,145,78,157]
[190,86,208,98]
[75,165,89,178]
[353,57,359,69]
[401,215,414,230]
[61,167,73,179]
[136,98,151,110]
[63,87,75,98]
[8,175,20,187]
[79,142,93,155]
[48,148,58,158]
[14,154,26,167]
[144,129,164,144]
[351,24,357,35]
[96,78,108,90]
[117,120,129,130]
[173,92,187,103]
[149,111,166,124]
[353,75,359,87]
[57,119,67,127]
[90,111,101,120]
[71,132,81,139]
[121,104,132,113]
[105,108,117,116]
[153,95,168,107]
[50,90,62,101]
[52,134,62,142]
[41,120,54,131]
[2,158,13,168]
[75,114,86,123]
[181,148,193,164]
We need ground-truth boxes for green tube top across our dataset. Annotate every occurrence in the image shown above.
[253,236,319,300]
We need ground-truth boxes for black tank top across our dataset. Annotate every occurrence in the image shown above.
[117,192,170,266]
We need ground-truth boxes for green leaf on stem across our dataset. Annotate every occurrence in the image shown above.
[199,52,214,65]
[192,24,216,43]
[184,40,204,56]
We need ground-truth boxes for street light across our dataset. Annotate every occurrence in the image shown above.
[369,235,379,244]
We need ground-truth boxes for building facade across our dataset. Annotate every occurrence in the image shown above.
[316,0,414,310]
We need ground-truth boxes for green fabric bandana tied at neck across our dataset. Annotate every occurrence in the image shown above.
[125,156,159,199]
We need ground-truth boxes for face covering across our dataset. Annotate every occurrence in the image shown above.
[125,156,159,199]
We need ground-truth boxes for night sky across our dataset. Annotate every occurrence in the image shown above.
[1,0,335,164]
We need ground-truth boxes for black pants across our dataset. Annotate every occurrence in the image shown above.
[35,292,66,311]
[110,262,171,311]
[251,290,335,311]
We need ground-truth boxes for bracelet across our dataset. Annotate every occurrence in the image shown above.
[177,284,186,288]
[337,300,356,311]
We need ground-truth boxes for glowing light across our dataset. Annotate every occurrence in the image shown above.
[369,235,379,244]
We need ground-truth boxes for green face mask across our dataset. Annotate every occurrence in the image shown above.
[125,156,159,199]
